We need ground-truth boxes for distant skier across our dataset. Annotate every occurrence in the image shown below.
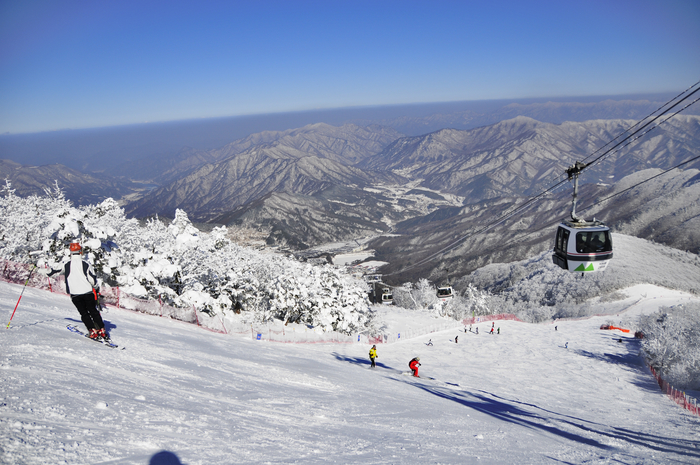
[475,327,479,335]
[409,357,421,377]
[455,335,458,344]
[45,242,110,341]
[427,339,433,346]
[489,327,494,335]
[369,345,378,368]
[497,327,500,335]
[565,342,569,349]
[555,326,558,331]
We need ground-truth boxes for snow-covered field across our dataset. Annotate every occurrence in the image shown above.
[2,281,699,464]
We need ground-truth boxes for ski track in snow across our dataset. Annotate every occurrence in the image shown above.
[1,282,700,464]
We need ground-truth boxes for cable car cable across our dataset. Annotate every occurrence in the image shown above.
[578,80,700,167]
[577,152,700,215]
[581,87,700,170]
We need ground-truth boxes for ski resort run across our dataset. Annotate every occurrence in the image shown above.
[1,280,699,464]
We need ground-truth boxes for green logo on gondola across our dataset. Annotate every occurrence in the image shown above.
[574,263,595,272]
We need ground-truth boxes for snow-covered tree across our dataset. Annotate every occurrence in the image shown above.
[639,303,700,390]
[0,186,373,334]
[392,279,494,321]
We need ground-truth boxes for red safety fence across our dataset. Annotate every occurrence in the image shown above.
[646,362,699,417]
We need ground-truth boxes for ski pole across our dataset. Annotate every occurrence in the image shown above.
[6,251,43,329]
[6,263,37,329]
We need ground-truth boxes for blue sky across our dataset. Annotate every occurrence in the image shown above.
[1,0,698,134]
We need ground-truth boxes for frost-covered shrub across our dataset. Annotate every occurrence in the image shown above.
[0,181,73,261]
[639,303,700,390]
[392,279,494,320]
[267,266,373,333]
[0,188,372,334]
[392,279,440,311]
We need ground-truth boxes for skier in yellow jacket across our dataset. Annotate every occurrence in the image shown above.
[369,345,378,368]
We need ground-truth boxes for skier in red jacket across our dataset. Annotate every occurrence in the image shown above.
[409,357,421,377]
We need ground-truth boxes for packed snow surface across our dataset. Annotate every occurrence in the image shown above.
[1,282,699,464]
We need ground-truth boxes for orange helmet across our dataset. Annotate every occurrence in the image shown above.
[69,242,82,253]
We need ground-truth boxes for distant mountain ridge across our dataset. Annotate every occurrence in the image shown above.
[360,97,700,136]
[4,94,695,172]
[362,115,700,202]
[0,159,135,205]
[113,123,403,183]
[125,130,407,222]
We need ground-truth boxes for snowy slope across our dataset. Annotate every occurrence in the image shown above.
[1,282,699,464]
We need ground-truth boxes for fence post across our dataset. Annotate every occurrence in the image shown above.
[218,314,227,335]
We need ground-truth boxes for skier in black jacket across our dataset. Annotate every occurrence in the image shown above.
[46,242,109,341]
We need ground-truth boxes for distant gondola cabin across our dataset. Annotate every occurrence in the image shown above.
[436,286,454,302]
[381,288,393,305]
[552,220,613,273]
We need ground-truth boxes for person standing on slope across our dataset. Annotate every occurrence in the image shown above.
[369,345,378,368]
[47,242,110,341]
[409,357,421,377]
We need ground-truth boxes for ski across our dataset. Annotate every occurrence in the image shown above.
[66,324,123,349]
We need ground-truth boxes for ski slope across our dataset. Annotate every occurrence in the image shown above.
[1,281,699,464]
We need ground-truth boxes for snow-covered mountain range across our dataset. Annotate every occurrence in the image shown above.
[2,102,699,284]
[123,114,700,283]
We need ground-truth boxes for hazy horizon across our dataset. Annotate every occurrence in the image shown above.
[1,90,680,136]
[1,91,689,170]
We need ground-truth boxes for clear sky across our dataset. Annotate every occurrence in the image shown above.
[1,0,698,134]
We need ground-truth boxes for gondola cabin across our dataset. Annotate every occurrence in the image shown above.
[381,288,394,305]
[552,220,613,273]
[436,286,454,302]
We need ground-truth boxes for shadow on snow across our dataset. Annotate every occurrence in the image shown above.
[64,316,117,331]
[331,353,402,372]
[395,379,700,459]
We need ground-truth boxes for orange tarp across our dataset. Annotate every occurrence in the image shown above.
[602,325,630,333]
